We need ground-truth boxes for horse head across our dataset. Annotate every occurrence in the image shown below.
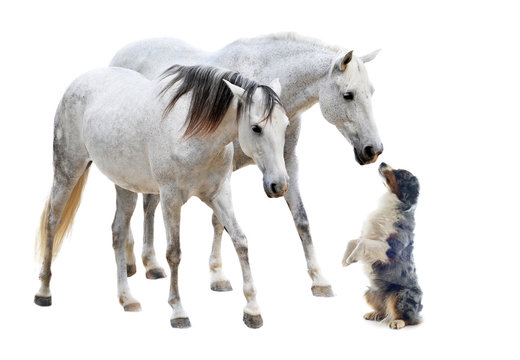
[318,49,383,165]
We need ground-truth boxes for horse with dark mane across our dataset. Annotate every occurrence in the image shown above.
[34,64,289,329]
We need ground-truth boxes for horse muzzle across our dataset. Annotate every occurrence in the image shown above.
[354,144,383,165]
[263,179,288,198]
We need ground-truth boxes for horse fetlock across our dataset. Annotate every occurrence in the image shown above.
[210,266,232,291]
[243,299,261,316]
[208,257,223,271]
[126,264,137,277]
[243,280,256,291]
[169,302,189,322]
[38,270,52,282]
[309,269,334,297]
[142,253,160,268]
[143,254,166,279]
[120,295,142,312]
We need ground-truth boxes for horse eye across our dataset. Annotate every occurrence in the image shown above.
[252,125,262,133]
[343,92,354,101]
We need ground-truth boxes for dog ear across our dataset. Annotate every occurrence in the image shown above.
[395,171,420,210]
[399,182,419,210]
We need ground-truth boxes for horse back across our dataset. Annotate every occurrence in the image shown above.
[110,38,208,80]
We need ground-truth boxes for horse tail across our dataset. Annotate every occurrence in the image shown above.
[36,167,91,262]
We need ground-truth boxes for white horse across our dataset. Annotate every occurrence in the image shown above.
[110,32,383,296]
[34,64,289,329]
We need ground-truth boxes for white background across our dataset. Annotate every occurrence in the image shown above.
[1,0,519,358]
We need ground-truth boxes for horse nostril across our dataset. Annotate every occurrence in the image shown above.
[364,146,375,159]
[270,183,278,194]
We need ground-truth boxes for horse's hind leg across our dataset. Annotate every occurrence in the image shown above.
[209,213,233,292]
[35,159,91,306]
[142,194,166,279]
[113,185,140,311]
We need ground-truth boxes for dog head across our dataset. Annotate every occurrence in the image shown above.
[379,163,420,210]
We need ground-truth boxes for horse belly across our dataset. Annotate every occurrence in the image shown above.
[83,115,159,194]
[95,158,159,194]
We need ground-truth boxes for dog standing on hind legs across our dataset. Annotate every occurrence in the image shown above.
[343,162,423,329]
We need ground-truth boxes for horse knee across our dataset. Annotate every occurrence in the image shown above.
[166,247,181,265]
[232,236,249,258]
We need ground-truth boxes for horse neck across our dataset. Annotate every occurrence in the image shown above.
[157,84,239,153]
[215,36,337,118]
[196,102,239,153]
[278,51,332,118]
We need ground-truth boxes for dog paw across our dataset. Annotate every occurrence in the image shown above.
[342,240,359,266]
[342,256,358,267]
[389,320,406,329]
[364,312,385,321]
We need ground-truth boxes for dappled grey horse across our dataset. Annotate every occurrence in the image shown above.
[110,32,383,296]
[34,64,288,328]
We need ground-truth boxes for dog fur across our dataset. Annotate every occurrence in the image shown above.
[343,162,422,329]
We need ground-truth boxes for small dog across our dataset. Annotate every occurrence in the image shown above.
[342,162,422,329]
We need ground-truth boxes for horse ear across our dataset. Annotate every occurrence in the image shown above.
[360,49,381,63]
[269,78,282,97]
[339,50,354,71]
[223,79,246,100]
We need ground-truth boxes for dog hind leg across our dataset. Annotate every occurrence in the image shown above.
[364,288,387,321]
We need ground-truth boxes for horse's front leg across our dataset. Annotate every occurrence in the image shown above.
[142,194,167,279]
[206,182,262,329]
[209,212,233,292]
[284,116,333,297]
[160,185,190,328]
[112,186,141,311]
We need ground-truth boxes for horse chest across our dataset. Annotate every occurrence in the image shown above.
[152,144,233,199]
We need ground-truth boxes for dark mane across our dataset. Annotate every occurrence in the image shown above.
[159,65,283,137]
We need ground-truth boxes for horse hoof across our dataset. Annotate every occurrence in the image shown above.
[123,302,142,312]
[311,285,334,297]
[146,268,167,280]
[170,317,191,329]
[127,264,137,277]
[243,313,263,329]
[34,295,52,307]
[210,280,233,292]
